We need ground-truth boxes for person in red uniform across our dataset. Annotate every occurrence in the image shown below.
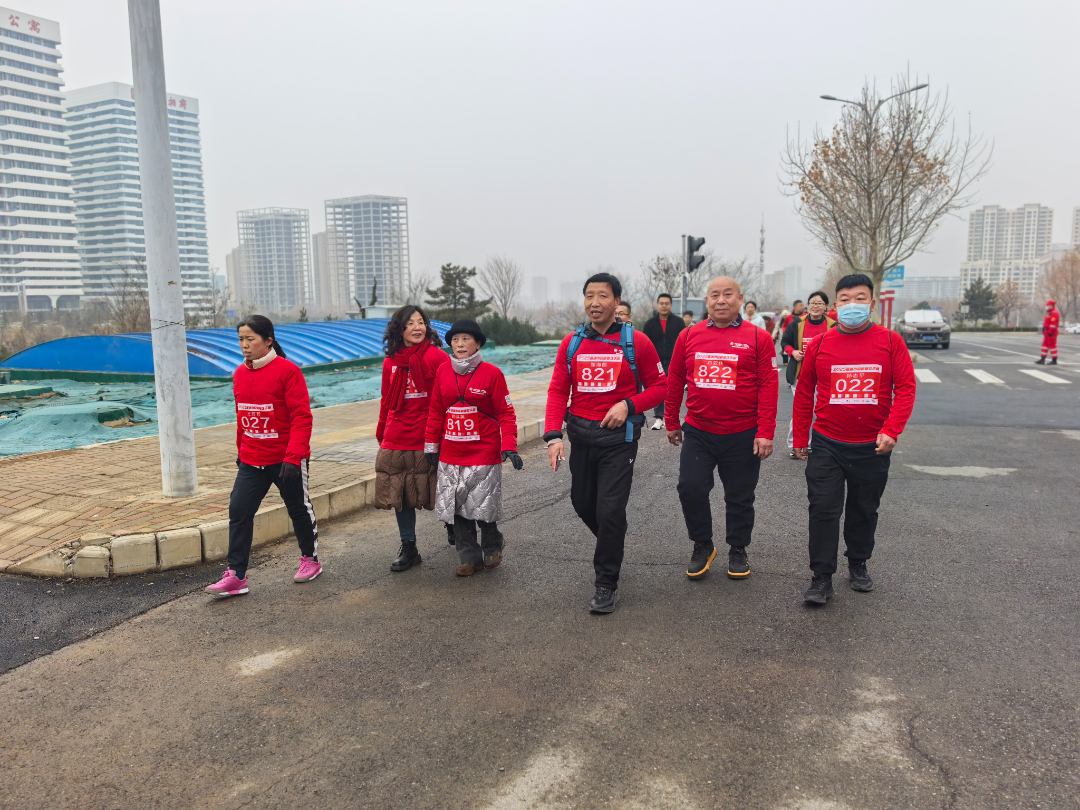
[205,316,320,597]
[374,305,452,572]
[1036,300,1060,365]
[665,276,778,580]
[544,272,666,613]
[425,320,522,576]
[793,274,917,604]
[780,291,836,456]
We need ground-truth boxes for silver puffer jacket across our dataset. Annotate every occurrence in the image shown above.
[434,462,503,523]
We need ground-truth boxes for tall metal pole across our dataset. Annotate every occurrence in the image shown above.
[680,234,688,319]
[128,0,198,497]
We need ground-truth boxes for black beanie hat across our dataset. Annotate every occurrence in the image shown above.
[445,319,487,347]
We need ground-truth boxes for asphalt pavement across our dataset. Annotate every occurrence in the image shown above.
[0,331,1076,809]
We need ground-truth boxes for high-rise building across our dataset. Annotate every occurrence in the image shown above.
[896,276,960,303]
[224,245,242,303]
[64,81,210,316]
[1071,207,1079,248]
[235,208,310,313]
[324,195,409,314]
[559,279,579,302]
[310,230,331,312]
[960,204,1053,299]
[0,8,80,313]
[531,275,548,305]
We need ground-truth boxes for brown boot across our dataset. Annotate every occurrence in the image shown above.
[455,562,484,577]
[483,551,502,570]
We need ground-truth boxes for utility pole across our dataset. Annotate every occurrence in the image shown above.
[760,214,765,280]
[680,234,687,318]
[128,0,198,497]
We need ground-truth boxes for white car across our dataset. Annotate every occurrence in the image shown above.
[1064,323,1080,335]
[897,310,951,349]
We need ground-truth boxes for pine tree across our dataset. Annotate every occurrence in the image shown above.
[426,264,492,322]
[959,277,999,324]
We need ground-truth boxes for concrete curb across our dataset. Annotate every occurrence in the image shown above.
[4,418,546,579]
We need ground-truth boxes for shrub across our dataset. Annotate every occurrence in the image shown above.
[478,313,546,345]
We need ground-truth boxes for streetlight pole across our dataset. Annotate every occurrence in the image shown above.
[128,0,198,497]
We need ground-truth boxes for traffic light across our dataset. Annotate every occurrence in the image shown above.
[687,235,706,272]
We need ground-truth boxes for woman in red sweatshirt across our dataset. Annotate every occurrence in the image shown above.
[375,305,451,572]
[424,320,522,576]
[205,316,319,597]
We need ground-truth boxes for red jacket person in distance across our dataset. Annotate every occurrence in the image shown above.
[665,275,778,581]
[544,272,666,614]
[1036,300,1060,365]
[792,273,917,605]
[205,315,321,598]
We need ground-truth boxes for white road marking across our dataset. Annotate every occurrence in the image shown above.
[1042,430,1080,441]
[1018,369,1070,384]
[958,353,981,359]
[914,369,940,383]
[951,339,1041,358]
[236,648,302,676]
[907,465,1016,478]
[964,369,1004,384]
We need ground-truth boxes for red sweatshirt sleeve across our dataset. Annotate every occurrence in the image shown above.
[376,359,390,445]
[282,365,313,465]
[629,332,666,415]
[882,332,917,440]
[664,329,689,424]
[491,369,518,453]
[544,335,573,436]
[792,337,819,448]
[756,329,779,439]
[424,366,448,448]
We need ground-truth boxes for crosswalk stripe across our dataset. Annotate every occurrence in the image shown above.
[914,369,941,383]
[965,369,1004,384]
[1018,369,1071,384]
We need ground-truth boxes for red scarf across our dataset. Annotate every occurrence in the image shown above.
[386,339,431,411]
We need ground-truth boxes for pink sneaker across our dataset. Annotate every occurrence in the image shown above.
[205,568,248,597]
[294,556,322,583]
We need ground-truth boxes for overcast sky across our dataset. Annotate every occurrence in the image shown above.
[33,0,1080,291]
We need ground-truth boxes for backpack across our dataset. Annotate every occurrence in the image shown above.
[566,321,645,442]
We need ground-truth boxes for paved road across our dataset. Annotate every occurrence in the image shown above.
[1,333,1077,809]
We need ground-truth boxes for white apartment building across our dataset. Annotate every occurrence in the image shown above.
[896,276,960,303]
[64,82,210,316]
[1072,207,1079,248]
[531,275,548,305]
[324,195,409,314]
[310,230,330,312]
[0,8,80,313]
[236,208,310,313]
[960,204,1054,300]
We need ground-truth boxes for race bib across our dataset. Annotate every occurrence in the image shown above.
[829,364,882,405]
[691,352,738,390]
[237,402,278,439]
[445,404,481,442]
[801,335,814,352]
[390,365,427,399]
[575,352,622,393]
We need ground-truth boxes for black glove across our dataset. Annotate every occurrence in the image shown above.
[425,452,439,468]
[278,462,301,485]
[502,450,524,470]
[445,522,456,546]
[235,456,241,468]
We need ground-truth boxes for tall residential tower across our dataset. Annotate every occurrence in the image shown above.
[324,195,409,314]
[960,204,1054,299]
[236,208,310,313]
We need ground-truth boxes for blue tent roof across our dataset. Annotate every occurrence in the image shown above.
[0,319,451,378]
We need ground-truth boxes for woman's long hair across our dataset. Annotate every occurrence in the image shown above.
[383,305,442,357]
[237,315,287,358]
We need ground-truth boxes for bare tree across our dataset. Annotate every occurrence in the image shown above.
[1042,247,1080,322]
[996,280,1023,327]
[104,257,151,333]
[403,271,432,307]
[639,250,762,309]
[476,254,524,318]
[781,74,992,291]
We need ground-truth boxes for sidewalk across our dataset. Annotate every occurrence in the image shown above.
[0,367,555,578]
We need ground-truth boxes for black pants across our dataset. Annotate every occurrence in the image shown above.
[677,425,760,549]
[454,514,503,565]
[805,431,890,574]
[653,358,670,418]
[569,437,638,589]
[228,460,318,577]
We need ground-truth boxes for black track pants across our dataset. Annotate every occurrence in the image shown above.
[453,515,503,565]
[805,431,890,574]
[568,438,638,589]
[677,425,760,549]
[228,459,318,577]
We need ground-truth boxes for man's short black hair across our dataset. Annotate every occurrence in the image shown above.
[835,273,874,295]
[793,299,803,306]
[807,290,829,305]
[745,299,758,309]
[684,311,694,317]
[617,301,632,314]
[583,272,622,298]
[657,293,672,303]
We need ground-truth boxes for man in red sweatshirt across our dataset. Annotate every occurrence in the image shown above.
[545,272,667,613]
[665,276,778,580]
[793,273,917,604]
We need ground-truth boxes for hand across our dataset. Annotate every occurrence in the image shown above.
[502,450,524,470]
[425,452,440,468]
[547,440,565,471]
[794,447,809,460]
[278,461,301,485]
[753,438,774,459]
[600,401,629,429]
[792,350,804,361]
[875,433,897,455]
[667,429,683,446]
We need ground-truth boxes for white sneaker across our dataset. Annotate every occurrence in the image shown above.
[650,418,665,431]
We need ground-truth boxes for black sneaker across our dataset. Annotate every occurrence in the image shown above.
[727,546,750,579]
[789,450,798,459]
[589,586,617,614]
[1035,357,1046,365]
[686,542,716,579]
[390,541,421,572]
[803,573,834,605]
[849,562,874,592]
[1049,357,1058,365]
